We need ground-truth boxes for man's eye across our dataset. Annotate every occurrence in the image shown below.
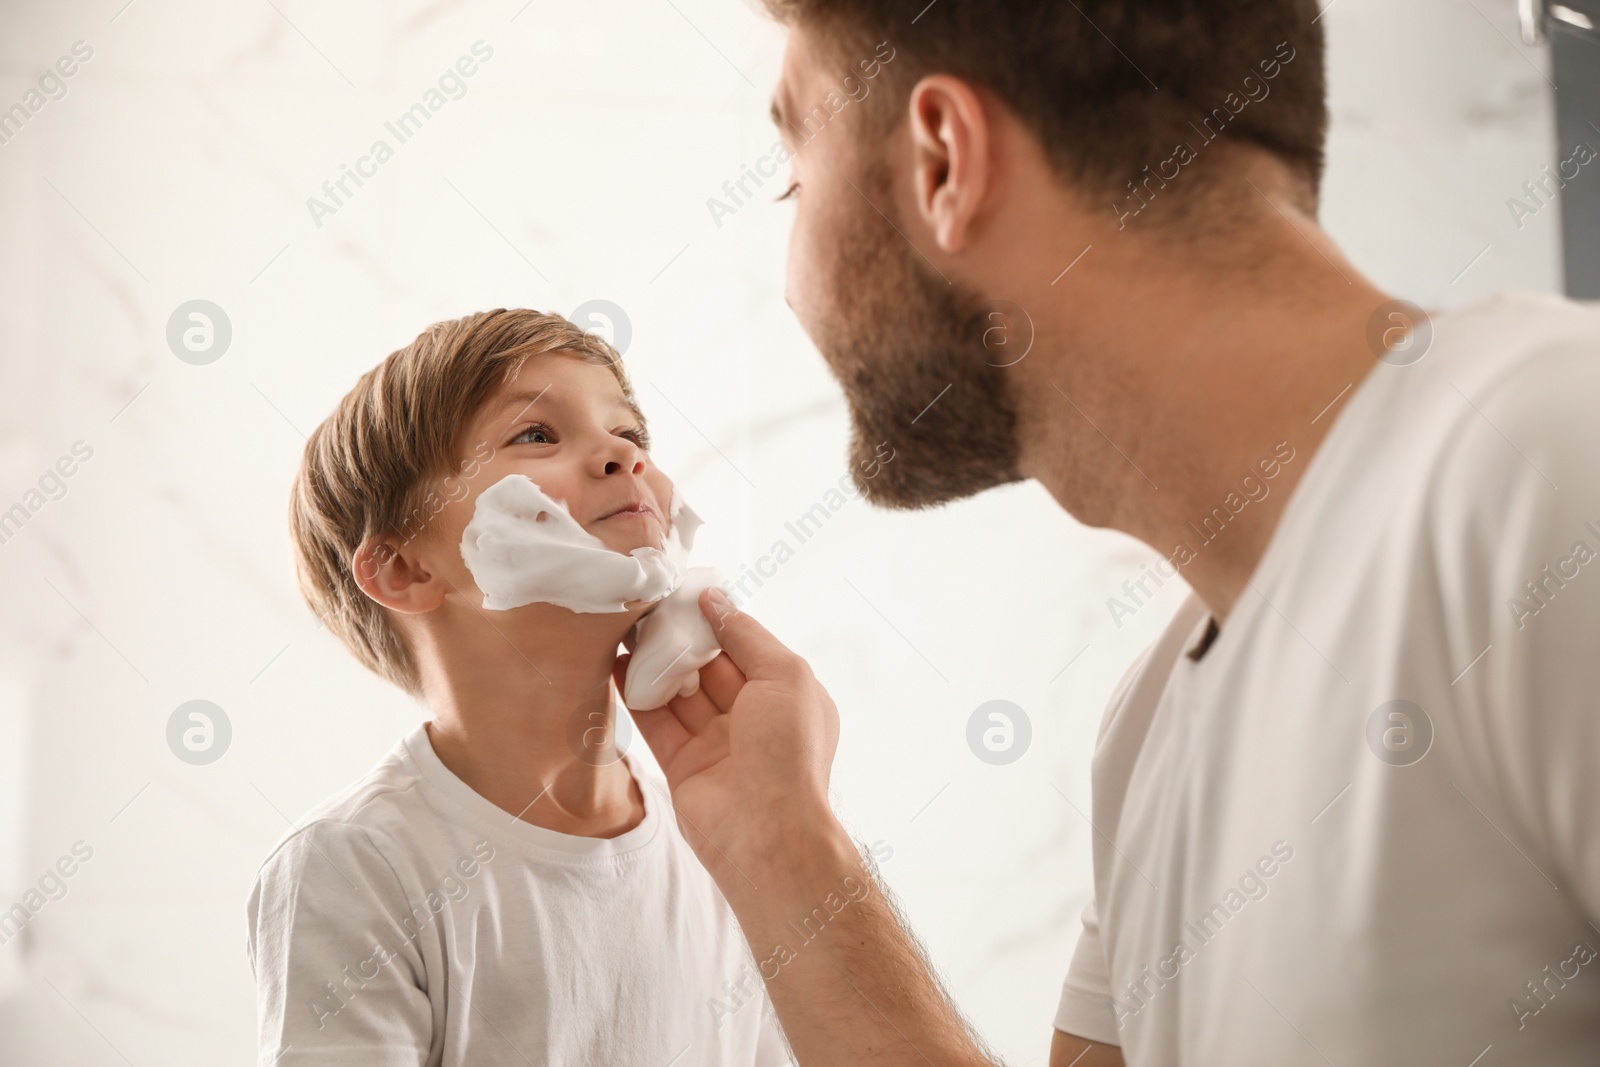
[775,181,799,202]
[512,423,554,445]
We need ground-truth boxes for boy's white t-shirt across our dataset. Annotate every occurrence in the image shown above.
[247,723,792,1067]
[1055,291,1600,1064]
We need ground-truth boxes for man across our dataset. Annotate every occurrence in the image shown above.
[612,1,1600,1063]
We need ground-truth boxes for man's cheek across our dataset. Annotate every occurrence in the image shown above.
[785,236,832,344]
[783,221,815,320]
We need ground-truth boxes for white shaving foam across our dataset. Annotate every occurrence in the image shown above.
[621,566,725,710]
[460,473,724,710]
[461,474,699,613]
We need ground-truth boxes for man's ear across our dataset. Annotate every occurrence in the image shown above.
[351,537,447,614]
[906,74,991,252]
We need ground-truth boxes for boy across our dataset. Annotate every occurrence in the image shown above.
[247,309,791,1066]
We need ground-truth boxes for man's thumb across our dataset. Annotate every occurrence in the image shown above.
[699,587,771,671]
[700,585,740,634]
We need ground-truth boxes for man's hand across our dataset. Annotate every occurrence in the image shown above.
[611,587,845,892]
[616,588,1004,1066]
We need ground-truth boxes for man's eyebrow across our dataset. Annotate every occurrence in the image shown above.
[770,91,800,141]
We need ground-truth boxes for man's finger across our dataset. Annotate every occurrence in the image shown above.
[617,650,721,730]
[697,588,802,684]
[697,652,747,714]
[628,705,691,775]
[614,652,689,757]
[666,678,721,733]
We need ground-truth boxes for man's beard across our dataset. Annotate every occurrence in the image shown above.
[810,166,1025,510]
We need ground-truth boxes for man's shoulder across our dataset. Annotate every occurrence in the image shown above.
[1407,290,1600,447]
[1301,291,1600,568]
[1411,293,1600,536]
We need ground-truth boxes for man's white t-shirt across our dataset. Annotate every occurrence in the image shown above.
[1055,291,1600,1064]
[247,723,792,1067]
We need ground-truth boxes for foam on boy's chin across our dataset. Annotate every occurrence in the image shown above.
[460,474,701,614]
[459,473,725,711]
[621,566,725,711]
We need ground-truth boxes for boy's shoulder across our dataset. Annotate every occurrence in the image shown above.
[250,726,430,887]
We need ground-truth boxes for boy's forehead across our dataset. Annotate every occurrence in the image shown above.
[482,352,627,421]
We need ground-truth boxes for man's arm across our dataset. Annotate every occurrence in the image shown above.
[723,807,1001,1065]
[617,590,1010,1065]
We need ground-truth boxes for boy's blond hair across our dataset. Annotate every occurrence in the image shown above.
[289,308,643,696]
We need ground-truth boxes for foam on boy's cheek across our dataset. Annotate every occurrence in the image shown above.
[460,474,725,709]
[460,474,698,613]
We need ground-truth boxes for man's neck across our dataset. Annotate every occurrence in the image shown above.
[1004,181,1392,622]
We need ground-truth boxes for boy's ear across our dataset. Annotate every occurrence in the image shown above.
[352,537,446,614]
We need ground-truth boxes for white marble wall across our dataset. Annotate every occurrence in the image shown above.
[0,0,1558,1063]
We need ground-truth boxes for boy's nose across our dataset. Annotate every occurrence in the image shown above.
[598,433,647,476]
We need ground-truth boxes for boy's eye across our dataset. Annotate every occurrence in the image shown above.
[511,423,648,448]
[775,181,799,202]
[512,422,554,445]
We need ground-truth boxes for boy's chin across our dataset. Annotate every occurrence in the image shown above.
[620,596,664,626]
[617,601,661,653]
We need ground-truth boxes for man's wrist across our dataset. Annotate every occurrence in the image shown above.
[722,800,863,918]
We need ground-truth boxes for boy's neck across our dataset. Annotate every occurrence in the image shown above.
[415,603,648,839]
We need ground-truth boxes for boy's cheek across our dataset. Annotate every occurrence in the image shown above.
[420,497,486,581]
[647,470,676,517]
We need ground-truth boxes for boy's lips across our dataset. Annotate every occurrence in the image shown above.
[596,501,655,522]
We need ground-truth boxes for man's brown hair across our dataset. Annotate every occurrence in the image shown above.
[766,0,1327,214]
[289,309,642,697]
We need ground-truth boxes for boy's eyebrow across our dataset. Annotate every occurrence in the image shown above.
[493,386,640,425]
[496,383,560,422]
